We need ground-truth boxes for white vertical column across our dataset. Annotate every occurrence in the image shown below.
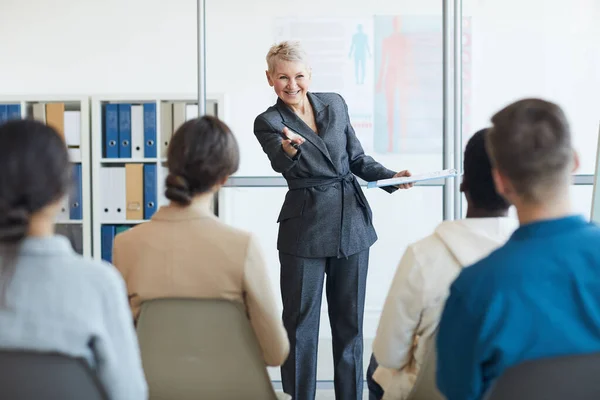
[454,0,463,218]
[443,0,454,220]
[197,0,207,116]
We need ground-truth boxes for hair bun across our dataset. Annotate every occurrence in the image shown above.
[164,173,193,206]
[0,206,29,242]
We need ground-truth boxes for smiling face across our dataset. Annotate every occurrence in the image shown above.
[266,60,311,107]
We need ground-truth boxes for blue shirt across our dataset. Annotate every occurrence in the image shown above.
[436,215,600,400]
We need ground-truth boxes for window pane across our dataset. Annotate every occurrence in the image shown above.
[218,185,443,380]
[463,0,600,173]
[206,0,447,177]
[572,185,593,221]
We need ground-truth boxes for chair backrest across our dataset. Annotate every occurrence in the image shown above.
[484,352,600,400]
[0,350,107,400]
[405,331,444,400]
[136,298,278,400]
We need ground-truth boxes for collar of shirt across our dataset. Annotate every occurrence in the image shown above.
[510,214,589,241]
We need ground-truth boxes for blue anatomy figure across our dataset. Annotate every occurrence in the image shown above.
[349,24,371,85]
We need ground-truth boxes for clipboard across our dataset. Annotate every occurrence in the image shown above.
[367,168,460,189]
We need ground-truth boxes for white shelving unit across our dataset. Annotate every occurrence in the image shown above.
[90,93,225,261]
[0,95,92,257]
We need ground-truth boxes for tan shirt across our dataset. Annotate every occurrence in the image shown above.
[112,195,289,367]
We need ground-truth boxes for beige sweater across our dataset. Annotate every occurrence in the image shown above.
[373,217,518,399]
[112,195,290,367]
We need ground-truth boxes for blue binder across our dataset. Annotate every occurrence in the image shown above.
[100,225,116,263]
[0,105,7,125]
[143,103,157,158]
[7,104,21,120]
[144,164,157,219]
[118,103,132,158]
[104,104,119,158]
[69,164,83,220]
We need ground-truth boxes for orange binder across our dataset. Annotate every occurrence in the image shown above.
[45,103,65,140]
[125,163,144,220]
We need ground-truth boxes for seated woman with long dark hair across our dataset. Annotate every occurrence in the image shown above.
[0,119,147,400]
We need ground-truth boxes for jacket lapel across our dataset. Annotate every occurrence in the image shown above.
[310,92,331,138]
[275,94,333,165]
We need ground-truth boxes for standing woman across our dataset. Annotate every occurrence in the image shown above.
[254,40,413,400]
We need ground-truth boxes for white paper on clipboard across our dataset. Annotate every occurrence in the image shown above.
[367,168,460,189]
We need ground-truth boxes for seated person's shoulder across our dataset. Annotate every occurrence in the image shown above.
[451,245,514,300]
[581,220,600,240]
[64,254,126,295]
[409,232,451,265]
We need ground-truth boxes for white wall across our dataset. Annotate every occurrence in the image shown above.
[0,0,198,94]
[465,0,600,173]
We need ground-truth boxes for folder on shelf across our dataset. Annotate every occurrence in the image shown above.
[46,103,65,140]
[0,105,7,124]
[172,102,187,133]
[56,224,83,255]
[115,225,132,235]
[56,195,70,222]
[118,103,132,158]
[144,164,158,219]
[32,103,46,123]
[7,104,21,120]
[143,103,157,158]
[64,110,81,147]
[126,163,144,220]
[69,164,83,220]
[131,105,144,159]
[104,104,119,158]
[68,148,82,163]
[100,225,115,263]
[100,166,126,221]
[100,167,113,221]
[160,102,173,158]
[185,103,199,121]
[159,165,169,206]
[112,166,127,222]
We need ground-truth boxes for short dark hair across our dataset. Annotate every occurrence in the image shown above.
[165,116,239,205]
[487,98,573,203]
[0,119,71,243]
[462,129,510,211]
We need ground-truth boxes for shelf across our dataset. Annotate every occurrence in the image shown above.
[101,158,159,164]
[56,220,83,225]
[101,220,148,225]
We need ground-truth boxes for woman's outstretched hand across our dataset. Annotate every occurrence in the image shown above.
[281,127,305,158]
[394,170,414,189]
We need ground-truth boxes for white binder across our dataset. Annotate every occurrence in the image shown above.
[131,105,144,159]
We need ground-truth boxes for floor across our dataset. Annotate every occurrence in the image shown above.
[274,382,371,400]
[315,389,370,400]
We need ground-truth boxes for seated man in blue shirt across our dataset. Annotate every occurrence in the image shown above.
[436,98,600,400]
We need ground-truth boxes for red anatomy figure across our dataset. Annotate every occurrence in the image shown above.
[376,16,412,153]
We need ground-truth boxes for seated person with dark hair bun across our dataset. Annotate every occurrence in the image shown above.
[0,119,147,400]
[113,116,290,367]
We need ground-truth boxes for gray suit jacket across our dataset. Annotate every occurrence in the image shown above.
[254,92,397,258]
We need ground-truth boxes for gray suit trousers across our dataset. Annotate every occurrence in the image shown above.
[279,250,369,400]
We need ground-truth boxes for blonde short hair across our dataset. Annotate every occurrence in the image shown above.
[266,41,310,74]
